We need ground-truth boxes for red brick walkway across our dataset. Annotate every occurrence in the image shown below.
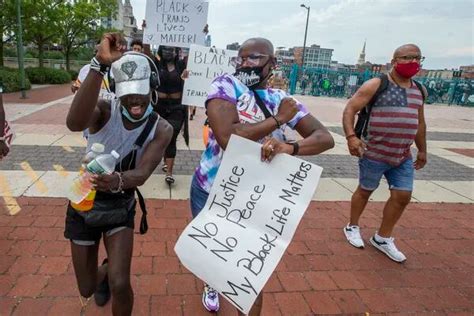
[0,198,473,315]
[3,84,72,104]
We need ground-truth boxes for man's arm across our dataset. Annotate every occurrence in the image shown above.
[414,86,428,170]
[293,114,335,155]
[66,33,125,132]
[342,78,380,157]
[92,119,173,191]
[207,97,298,150]
[260,114,335,162]
[66,70,104,131]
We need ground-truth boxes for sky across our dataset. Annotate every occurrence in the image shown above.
[129,0,474,70]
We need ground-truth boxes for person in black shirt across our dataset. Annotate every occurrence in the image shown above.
[154,46,188,185]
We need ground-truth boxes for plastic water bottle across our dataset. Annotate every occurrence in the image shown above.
[68,150,120,205]
[71,143,104,211]
[81,143,105,171]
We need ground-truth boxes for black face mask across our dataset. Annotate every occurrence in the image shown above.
[234,61,271,89]
[162,49,175,62]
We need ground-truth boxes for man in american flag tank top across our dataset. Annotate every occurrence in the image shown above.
[341,44,428,263]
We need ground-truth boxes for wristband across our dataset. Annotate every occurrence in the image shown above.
[271,115,281,129]
[110,172,124,193]
[287,142,299,156]
[90,57,110,76]
[346,134,357,140]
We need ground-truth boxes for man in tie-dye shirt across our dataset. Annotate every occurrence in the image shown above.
[189,37,335,315]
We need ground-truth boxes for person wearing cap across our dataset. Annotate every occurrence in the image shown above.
[65,33,172,314]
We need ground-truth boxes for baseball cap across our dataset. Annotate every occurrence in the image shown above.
[111,53,151,98]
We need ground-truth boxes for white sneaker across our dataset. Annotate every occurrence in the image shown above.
[202,284,219,312]
[370,235,407,263]
[343,224,365,248]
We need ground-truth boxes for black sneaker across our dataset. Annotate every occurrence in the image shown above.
[94,259,110,307]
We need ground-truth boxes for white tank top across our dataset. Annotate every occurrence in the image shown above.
[86,99,158,164]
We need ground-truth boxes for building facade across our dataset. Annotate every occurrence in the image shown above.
[101,0,124,31]
[294,45,333,69]
[101,0,139,44]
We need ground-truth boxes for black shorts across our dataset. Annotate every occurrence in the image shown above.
[64,199,136,243]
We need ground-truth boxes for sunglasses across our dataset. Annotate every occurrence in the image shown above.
[230,54,270,68]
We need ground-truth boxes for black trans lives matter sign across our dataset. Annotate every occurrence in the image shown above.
[143,0,209,48]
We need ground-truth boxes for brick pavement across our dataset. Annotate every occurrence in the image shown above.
[2,145,473,181]
[0,197,473,315]
[2,84,72,105]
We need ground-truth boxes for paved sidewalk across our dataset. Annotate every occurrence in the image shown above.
[3,84,72,105]
[0,198,473,315]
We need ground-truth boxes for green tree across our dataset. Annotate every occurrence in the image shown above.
[57,0,117,71]
[23,0,62,67]
[0,0,16,67]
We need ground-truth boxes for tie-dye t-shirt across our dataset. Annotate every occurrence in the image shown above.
[194,73,310,193]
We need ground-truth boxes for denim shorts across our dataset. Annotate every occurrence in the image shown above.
[359,156,414,192]
[190,175,210,218]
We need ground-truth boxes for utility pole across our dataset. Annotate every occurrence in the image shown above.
[300,4,310,77]
[16,0,26,98]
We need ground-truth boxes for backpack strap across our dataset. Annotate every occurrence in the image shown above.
[252,90,273,119]
[358,74,389,138]
[135,112,158,148]
[366,74,389,116]
[413,80,426,103]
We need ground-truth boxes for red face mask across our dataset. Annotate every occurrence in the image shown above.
[394,62,420,79]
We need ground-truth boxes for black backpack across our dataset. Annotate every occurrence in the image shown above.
[354,74,426,138]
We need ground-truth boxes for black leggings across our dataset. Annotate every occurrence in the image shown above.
[156,105,186,159]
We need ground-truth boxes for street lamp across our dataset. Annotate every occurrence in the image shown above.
[300,4,310,76]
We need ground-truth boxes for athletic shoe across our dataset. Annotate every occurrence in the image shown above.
[343,224,365,248]
[94,259,111,306]
[370,235,407,263]
[202,284,219,312]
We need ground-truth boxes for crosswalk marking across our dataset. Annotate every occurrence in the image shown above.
[53,164,69,177]
[63,146,75,152]
[20,161,48,193]
[0,174,21,215]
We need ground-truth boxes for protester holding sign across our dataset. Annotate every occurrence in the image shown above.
[154,46,188,185]
[190,37,335,314]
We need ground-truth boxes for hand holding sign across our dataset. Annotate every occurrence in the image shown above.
[175,135,323,314]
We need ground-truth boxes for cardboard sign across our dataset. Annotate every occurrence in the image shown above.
[175,135,323,313]
[182,44,238,106]
[143,0,209,48]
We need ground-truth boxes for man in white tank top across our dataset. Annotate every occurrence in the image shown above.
[65,33,172,315]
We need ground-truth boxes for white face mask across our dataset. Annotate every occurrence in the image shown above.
[121,103,153,123]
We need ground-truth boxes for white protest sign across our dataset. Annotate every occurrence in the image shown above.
[143,0,209,48]
[182,44,238,106]
[175,135,323,314]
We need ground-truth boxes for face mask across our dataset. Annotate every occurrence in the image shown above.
[121,103,153,123]
[234,61,270,89]
[394,62,420,79]
[162,49,175,61]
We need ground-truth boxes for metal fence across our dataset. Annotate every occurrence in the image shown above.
[280,64,474,106]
